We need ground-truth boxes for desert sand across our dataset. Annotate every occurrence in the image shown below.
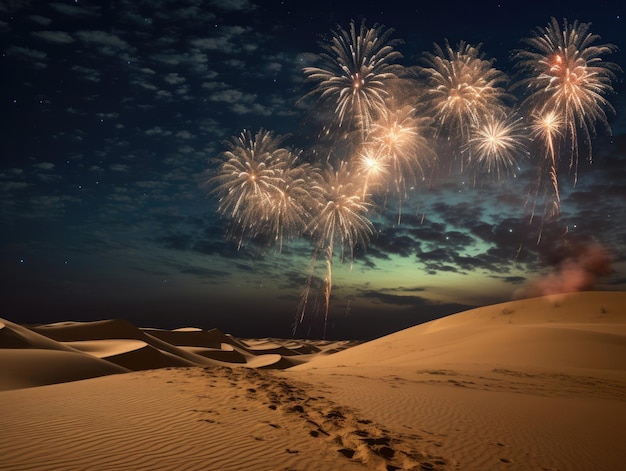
[1,291,625,470]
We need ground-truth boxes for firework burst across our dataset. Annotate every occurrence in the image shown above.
[512,17,621,183]
[364,104,437,221]
[262,158,323,251]
[513,17,620,243]
[418,40,511,152]
[209,129,318,251]
[302,19,404,141]
[308,162,375,260]
[466,113,529,180]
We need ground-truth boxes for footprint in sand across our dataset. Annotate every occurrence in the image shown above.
[200,366,453,471]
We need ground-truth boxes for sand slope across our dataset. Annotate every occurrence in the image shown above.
[1,291,625,470]
[288,291,626,470]
[291,291,626,372]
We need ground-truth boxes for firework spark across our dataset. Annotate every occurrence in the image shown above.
[354,144,389,198]
[302,19,404,140]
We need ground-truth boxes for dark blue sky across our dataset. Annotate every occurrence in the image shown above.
[1,0,625,339]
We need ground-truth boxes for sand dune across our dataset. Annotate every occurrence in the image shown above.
[0,317,356,389]
[288,291,626,470]
[0,318,130,390]
[1,291,625,470]
[291,291,626,372]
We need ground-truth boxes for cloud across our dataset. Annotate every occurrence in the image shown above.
[151,51,208,72]
[6,45,47,67]
[231,102,273,116]
[178,264,229,279]
[32,162,55,171]
[28,15,53,26]
[96,112,119,120]
[209,88,257,104]
[176,130,194,139]
[164,72,186,85]
[71,65,101,82]
[190,25,254,54]
[49,2,100,18]
[369,226,420,259]
[360,290,432,307]
[209,0,257,12]
[145,126,172,136]
[22,195,79,218]
[160,233,193,251]
[76,30,130,49]
[0,182,30,192]
[31,30,75,44]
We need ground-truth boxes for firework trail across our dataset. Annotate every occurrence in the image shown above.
[527,110,564,241]
[302,19,405,142]
[304,161,374,339]
[293,248,321,336]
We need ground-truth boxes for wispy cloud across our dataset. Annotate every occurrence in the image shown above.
[209,0,257,12]
[31,30,75,44]
[5,45,47,68]
[49,2,100,18]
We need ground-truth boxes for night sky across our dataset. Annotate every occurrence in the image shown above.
[1,0,625,340]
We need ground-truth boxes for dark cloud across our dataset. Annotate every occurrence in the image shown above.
[369,227,421,259]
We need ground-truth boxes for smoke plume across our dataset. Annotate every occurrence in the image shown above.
[514,242,613,299]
